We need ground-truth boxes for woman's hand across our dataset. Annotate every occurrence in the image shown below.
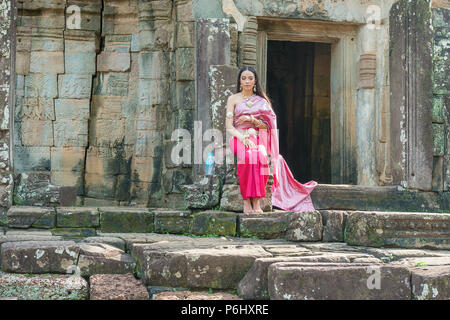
[242,136,257,149]
[235,115,252,126]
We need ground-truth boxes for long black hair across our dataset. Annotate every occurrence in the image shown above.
[236,66,273,110]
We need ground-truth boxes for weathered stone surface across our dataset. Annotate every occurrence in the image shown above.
[180,175,221,209]
[0,241,79,273]
[54,99,90,120]
[345,211,450,250]
[56,207,99,228]
[13,146,51,172]
[154,210,193,234]
[99,208,154,233]
[237,255,381,300]
[80,236,126,251]
[176,48,195,81]
[6,206,56,229]
[191,210,237,236]
[50,228,97,238]
[154,290,241,300]
[97,52,131,72]
[53,120,88,147]
[268,263,411,300]
[13,173,60,206]
[24,73,58,98]
[411,266,450,300]
[65,52,96,75]
[0,271,88,300]
[320,210,347,242]
[239,212,288,239]
[77,243,136,276]
[138,51,169,79]
[58,74,92,99]
[29,51,64,74]
[20,120,54,146]
[90,274,149,300]
[135,243,272,289]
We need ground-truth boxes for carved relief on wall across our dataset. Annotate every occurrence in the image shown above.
[297,0,328,17]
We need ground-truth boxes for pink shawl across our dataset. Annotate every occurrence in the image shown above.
[233,95,317,212]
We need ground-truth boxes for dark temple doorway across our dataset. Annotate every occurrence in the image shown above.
[266,40,331,183]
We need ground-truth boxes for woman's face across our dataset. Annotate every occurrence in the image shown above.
[240,70,256,91]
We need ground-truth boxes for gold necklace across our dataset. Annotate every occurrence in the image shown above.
[243,93,255,107]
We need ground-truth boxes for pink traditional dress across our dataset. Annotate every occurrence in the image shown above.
[229,95,317,212]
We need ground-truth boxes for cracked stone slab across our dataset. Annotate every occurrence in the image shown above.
[56,207,99,228]
[90,274,149,300]
[134,244,273,289]
[7,206,56,229]
[237,255,383,300]
[268,263,411,300]
[77,243,136,276]
[0,241,79,274]
[0,271,88,300]
[80,236,126,251]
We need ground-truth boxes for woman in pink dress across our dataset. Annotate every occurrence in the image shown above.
[225,66,318,213]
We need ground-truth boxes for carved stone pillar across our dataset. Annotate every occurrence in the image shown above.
[390,0,433,190]
[239,16,257,68]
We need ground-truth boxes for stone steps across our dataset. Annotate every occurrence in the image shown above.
[2,206,449,250]
[0,232,448,300]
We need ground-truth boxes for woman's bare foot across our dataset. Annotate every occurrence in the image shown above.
[251,198,263,213]
[243,199,254,213]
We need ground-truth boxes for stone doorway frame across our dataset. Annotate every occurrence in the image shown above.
[247,17,360,184]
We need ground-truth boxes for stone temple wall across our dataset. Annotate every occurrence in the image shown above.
[11,0,196,209]
[3,0,450,211]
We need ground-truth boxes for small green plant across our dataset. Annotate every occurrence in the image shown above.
[208,288,213,294]
[241,233,259,239]
[212,204,221,211]
[415,261,427,267]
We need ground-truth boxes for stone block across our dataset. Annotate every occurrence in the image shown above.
[154,290,240,300]
[93,73,129,96]
[138,51,169,79]
[191,211,237,236]
[58,74,92,99]
[97,52,130,72]
[16,51,30,75]
[51,147,85,172]
[432,95,445,123]
[80,236,126,251]
[175,48,195,80]
[20,120,54,146]
[268,263,411,300]
[13,146,50,173]
[433,123,445,156]
[176,0,194,22]
[53,120,88,147]
[180,175,221,209]
[135,131,162,157]
[105,34,131,53]
[66,1,102,32]
[285,211,323,241]
[182,246,272,289]
[0,272,88,300]
[154,210,193,234]
[19,97,55,120]
[138,79,169,106]
[31,29,64,51]
[91,95,123,119]
[29,51,64,74]
[320,210,347,242]
[99,208,154,233]
[24,73,58,98]
[176,80,195,110]
[90,119,125,147]
[77,243,136,276]
[12,173,60,206]
[7,206,56,229]
[238,258,377,300]
[89,274,149,300]
[50,228,97,238]
[65,52,97,75]
[176,22,194,48]
[411,266,450,300]
[345,211,450,250]
[0,241,79,273]
[50,171,84,195]
[56,207,99,228]
[239,212,289,239]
